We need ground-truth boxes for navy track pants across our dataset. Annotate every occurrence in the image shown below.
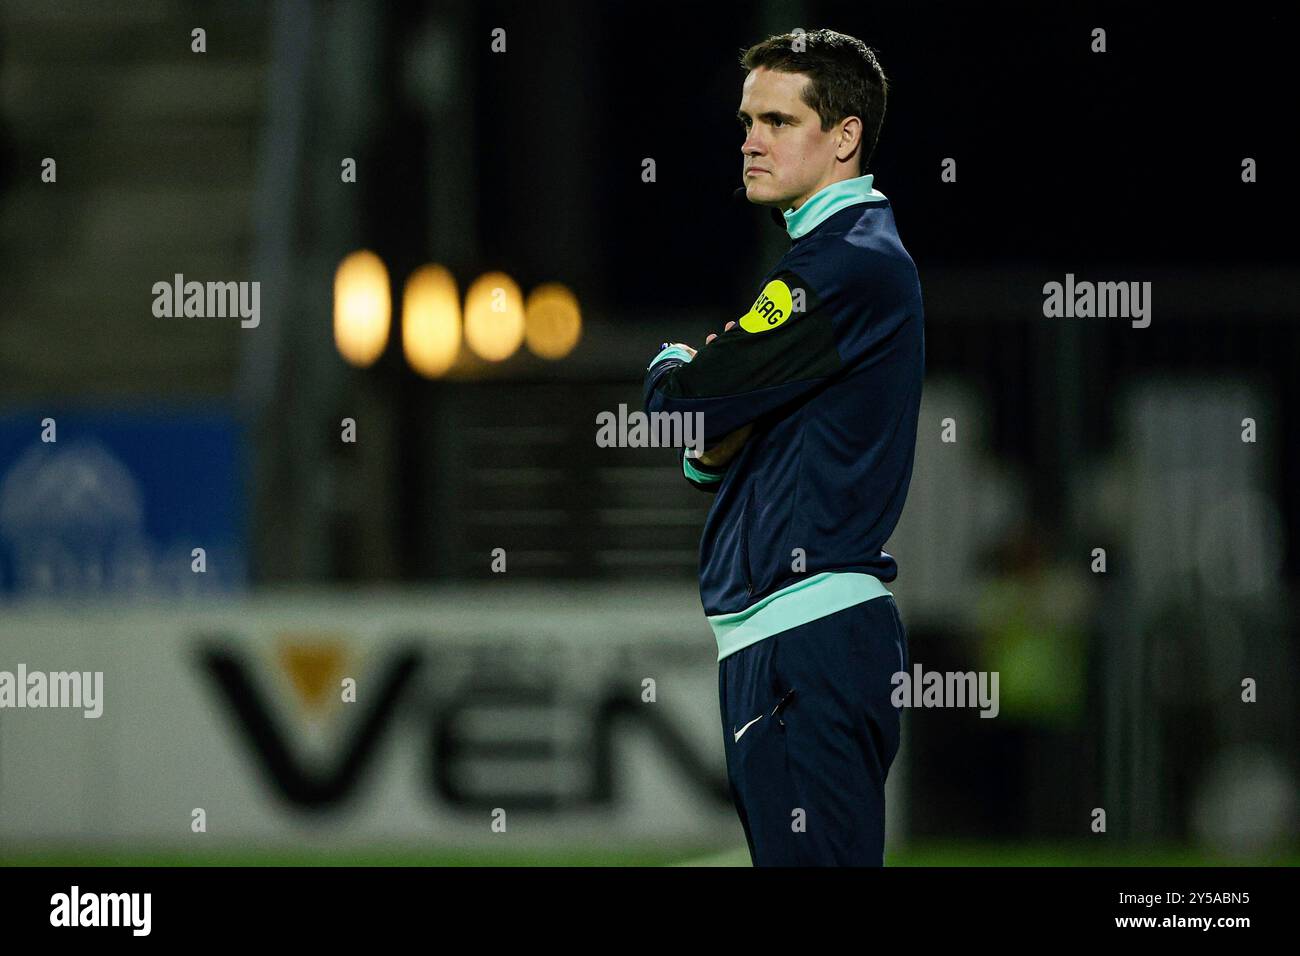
[718,595,908,866]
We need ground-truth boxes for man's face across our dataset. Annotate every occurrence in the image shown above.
[738,67,842,210]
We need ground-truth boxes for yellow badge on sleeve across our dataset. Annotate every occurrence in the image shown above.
[739,278,794,333]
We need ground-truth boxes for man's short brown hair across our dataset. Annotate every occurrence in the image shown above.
[740,29,889,174]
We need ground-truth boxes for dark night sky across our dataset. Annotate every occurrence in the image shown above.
[454,0,1294,315]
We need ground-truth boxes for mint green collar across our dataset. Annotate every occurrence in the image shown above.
[783,174,887,239]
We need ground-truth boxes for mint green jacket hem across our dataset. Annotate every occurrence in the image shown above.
[683,453,725,484]
[647,344,694,369]
[708,571,892,661]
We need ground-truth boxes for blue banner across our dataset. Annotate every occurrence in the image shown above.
[0,408,247,599]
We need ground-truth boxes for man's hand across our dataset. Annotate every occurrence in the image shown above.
[696,422,753,467]
[704,321,737,345]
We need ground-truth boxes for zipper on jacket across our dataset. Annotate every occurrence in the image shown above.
[739,489,753,596]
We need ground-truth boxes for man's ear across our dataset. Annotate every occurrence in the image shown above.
[838,116,863,166]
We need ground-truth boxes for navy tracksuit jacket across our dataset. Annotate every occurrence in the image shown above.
[643,174,924,865]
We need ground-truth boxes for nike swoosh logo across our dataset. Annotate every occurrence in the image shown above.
[733,715,763,742]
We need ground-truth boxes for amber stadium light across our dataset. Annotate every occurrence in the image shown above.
[463,271,524,362]
[334,250,391,367]
[402,264,461,378]
[524,282,582,359]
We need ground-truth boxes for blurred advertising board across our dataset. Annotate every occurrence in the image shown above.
[0,586,742,849]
